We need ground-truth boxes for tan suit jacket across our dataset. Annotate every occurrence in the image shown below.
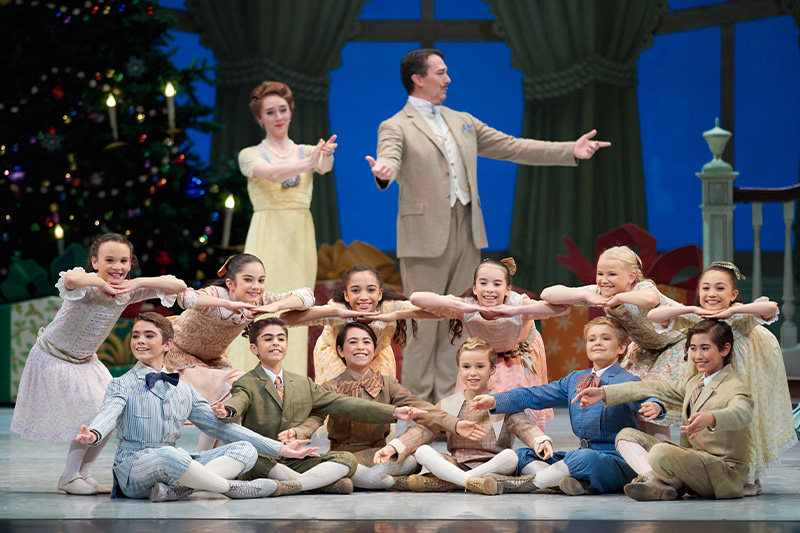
[376,102,577,258]
[604,366,753,499]
[224,365,396,439]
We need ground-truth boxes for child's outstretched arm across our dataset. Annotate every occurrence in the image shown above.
[63,269,124,296]
[179,289,256,311]
[709,299,779,322]
[371,306,439,322]
[281,305,376,326]
[603,288,660,309]
[410,292,482,314]
[647,304,711,327]
[540,285,607,306]
[488,300,569,319]
[118,275,187,295]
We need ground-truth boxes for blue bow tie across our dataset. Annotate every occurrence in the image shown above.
[145,372,180,390]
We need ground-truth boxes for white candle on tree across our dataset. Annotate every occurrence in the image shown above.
[222,194,235,247]
[55,223,65,255]
[106,94,118,141]
[165,82,176,131]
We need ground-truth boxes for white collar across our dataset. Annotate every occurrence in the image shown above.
[261,365,283,384]
[408,95,442,117]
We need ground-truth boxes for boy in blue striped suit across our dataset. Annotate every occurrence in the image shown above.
[472,316,664,494]
[75,312,319,501]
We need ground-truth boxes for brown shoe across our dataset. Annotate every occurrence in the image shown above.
[558,477,598,496]
[270,479,303,497]
[465,476,503,496]
[313,478,354,494]
[391,475,412,491]
[624,474,678,501]
[408,474,457,492]
[483,473,536,493]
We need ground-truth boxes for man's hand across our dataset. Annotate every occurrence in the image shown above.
[572,387,606,408]
[365,156,395,182]
[681,412,716,439]
[470,394,496,411]
[75,425,98,444]
[277,428,297,444]
[373,445,398,465]
[393,406,427,421]
[639,401,662,421]
[279,439,320,459]
[573,129,611,160]
[455,420,487,441]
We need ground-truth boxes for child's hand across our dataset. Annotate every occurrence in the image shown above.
[470,394,496,411]
[688,306,717,317]
[706,307,735,319]
[373,445,398,465]
[112,277,142,295]
[252,302,282,315]
[337,308,379,320]
[639,401,663,421]
[370,312,398,322]
[456,300,485,314]
[97,279,125,297]
[585,292,610,307]
[279,439,320,459]
[393,406,427,421]
[455,420,487,441]
[536,439,554,460]
[482,304,517,318]
[211,401,230,419]
[572,387,606,408]
[75,425,98,444]
[277,428,297,444]
[603,294,627,307]
[222,300,256,311]
[681,412,716,439]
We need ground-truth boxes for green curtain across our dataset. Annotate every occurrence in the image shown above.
[486,0,667,291]
[185,0,366,245]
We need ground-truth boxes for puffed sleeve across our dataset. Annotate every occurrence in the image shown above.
[56,267,92,300]
[238,146,264,180]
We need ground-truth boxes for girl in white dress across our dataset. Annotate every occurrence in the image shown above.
[11,233,187,495]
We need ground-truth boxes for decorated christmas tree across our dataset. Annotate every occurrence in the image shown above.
[0,0,231,301]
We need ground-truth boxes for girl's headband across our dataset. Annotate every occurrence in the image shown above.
[709,261,745,281]
[482,257,517,276]
[217,256,233,278]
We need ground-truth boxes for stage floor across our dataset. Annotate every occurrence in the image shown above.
[1,407,799,532]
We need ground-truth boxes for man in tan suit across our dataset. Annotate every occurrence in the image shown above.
[367,48,609,402]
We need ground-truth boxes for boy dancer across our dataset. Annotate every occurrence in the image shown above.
[575,319,753,500]
[75,312,318,502]
[472,317,664,495]
[213,317,426,495]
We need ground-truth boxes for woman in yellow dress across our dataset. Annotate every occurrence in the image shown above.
[235,81,337,375]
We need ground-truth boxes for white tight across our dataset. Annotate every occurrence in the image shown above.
[414,445,518,488]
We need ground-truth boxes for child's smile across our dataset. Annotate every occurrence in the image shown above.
[472,264,509,308]
[595,257,635,296]
[227,262,266,303]
[698,270,738,311]
[91,241,132,283]
[338,328,376,375]
[343,271,382,312]
[252,325,288,372]
[458,349,494,398]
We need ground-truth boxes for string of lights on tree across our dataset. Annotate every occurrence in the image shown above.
[1,0,237,296]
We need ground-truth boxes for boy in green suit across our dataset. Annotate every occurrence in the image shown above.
[213,317,425,495]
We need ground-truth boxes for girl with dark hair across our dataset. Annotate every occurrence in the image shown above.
[282,264,436,384]
[647,261,795,495]
[410,258,568,430]
[165,253,314,450]
[11,233,187,495]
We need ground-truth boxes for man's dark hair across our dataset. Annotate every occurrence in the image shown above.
[400,48,444,95]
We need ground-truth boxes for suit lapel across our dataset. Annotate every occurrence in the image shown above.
[404,103,447,158]
[694,367,731,413]
[440,392,466,417]
[440,108,470,175]
[255,365,283,407]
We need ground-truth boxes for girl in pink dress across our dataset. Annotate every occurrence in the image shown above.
[164,253,314,450]
[11,233,187,495]
[409,258,568,429]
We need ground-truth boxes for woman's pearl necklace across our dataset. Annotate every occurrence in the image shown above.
[261,139,295,159]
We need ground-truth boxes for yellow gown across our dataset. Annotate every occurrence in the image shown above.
[233,143,318,375]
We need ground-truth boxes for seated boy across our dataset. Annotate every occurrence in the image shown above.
[285,322,486,490]
[75,312,318,502]
[472,316,664,495]
[213,317,425,495]
[374,337,553,496]
[575,319,753,500]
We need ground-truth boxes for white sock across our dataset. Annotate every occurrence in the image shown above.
[385,456,418,476]
[62,441,90,482]
[533,460,570,489]
[196,432,219,452]
[414,445,469,487]
[352,464,394,490]
[521,460,550,475]
[78,434,111,480]
[616,439,652,476]
[295,462,350,491]
[268,463,302,481]
[204,456,246,480]
[177,460,231,493]
[465,448,518,478]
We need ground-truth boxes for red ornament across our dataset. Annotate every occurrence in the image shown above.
[155,250,174,265]
[197,252,207,263]
[52,83,65,100]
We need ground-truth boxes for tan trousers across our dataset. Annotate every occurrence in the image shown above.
[616,427,716,497]
[400,202,480,403]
